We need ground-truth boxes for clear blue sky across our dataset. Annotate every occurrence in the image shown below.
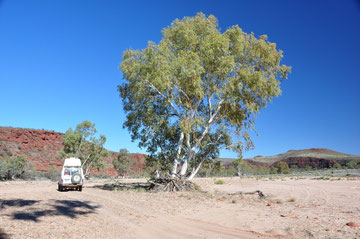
[1,0,359,158]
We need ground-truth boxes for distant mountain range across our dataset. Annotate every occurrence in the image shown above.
[1,127,359,176]
[243,148,360,168]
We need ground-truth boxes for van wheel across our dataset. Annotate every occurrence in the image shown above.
[78,186,82,192]
[58,184,62,192]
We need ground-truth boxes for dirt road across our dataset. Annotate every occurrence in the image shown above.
[1,177,360,238]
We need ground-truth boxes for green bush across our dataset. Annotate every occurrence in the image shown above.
[214,179,225,185]
[346,161,359,169]
[269,166,278,174]
[0,155,29,180]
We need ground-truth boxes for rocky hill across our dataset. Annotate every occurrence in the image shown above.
[245,148,360,168]
[0,127,146,177]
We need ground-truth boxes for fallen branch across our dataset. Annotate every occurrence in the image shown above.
[228,190,265,199]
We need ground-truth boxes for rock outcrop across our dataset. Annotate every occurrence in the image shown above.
[0,127,146,177]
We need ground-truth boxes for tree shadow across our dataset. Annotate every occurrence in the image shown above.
[0,199,39,209]
[9,200,100,222]
[0,228,10,239]
[92,182,150,191]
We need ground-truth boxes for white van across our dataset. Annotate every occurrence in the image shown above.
[58,157,84,191]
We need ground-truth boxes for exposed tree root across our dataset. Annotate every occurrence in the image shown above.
[228,190,265,199]
[95,177,198,192]
[148,177,197,192]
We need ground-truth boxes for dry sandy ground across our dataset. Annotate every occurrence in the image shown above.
[1,177,360,239]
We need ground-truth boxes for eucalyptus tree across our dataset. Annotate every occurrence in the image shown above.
[119,13,290,180]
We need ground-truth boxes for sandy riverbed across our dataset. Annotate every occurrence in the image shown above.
[1,176,359,238]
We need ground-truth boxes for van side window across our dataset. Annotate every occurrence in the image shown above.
[64,168,70,175]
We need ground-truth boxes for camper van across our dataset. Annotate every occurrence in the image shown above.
[58,157,84,191]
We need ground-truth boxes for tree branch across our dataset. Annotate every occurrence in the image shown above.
[192,99,224,152]
[146,80,181,118]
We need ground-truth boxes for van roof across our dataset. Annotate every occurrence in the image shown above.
[63,157,82,167]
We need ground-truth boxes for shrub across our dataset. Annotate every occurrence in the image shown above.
[0,155,29,180]
[269,166,278,174]
[214,179,225,185]
[288,197,296,202]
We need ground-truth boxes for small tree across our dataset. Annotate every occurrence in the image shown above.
[232,156,244,176]
[119,13,291,180]
[112,149,134,177]
[276,161,291,174]
[60,120,109,177]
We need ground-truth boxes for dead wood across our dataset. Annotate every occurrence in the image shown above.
[148,176,197,192]
[228,190,265,199]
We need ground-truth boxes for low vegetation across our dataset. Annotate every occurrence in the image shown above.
[288,197,296,202]
[214,179,226,185]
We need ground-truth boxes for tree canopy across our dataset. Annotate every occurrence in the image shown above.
[119,13,291,180]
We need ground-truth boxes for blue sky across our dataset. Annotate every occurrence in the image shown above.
[0,0,359,158]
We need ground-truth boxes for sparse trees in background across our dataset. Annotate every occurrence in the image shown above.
[60,120,109,177]
[119,13,290,180]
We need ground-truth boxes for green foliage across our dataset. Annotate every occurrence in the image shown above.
[269,166,278,174]
[276,161,291,174]
[346,160,359,169]
[0,155,29,180]
[214,179,225,185]
[119,13,290,178]
[60,120,109,176]
[112,149,134,176]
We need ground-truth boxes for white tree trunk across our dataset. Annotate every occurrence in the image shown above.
[188,158,205,181]
[171,132,184,177]
[179,159,188,176]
